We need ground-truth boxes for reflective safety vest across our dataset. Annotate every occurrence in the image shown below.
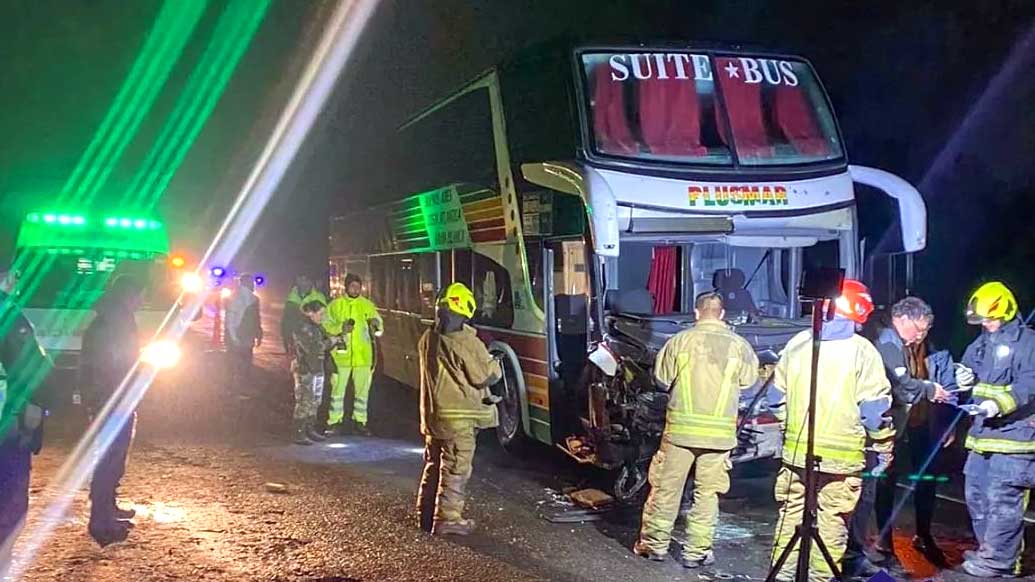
[961,319,1035,454]
[323,295,382,368]
[286,287,327,307]
[654,319,759,450]
[773,330,892,474]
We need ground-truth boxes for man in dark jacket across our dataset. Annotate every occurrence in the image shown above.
[224,275,262,392]
[844,296,954,577]
[0,269,50,561]
[955,282,1035,578]
[80,275,145,546]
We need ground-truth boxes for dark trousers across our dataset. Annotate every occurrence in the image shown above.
[846,425,946,563]
[964,451,1035,575]
[89,413,136,524]
[0,434,31,551]
[228,345,254,390]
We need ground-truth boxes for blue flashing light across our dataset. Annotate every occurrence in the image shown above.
[254,275,266,287]
[210,267,226,278]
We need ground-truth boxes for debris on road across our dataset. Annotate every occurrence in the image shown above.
[568,488,614,510]
[264,482,289,494]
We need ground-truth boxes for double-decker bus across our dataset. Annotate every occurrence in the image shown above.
[13,210,190,368]
[329,44,927,499]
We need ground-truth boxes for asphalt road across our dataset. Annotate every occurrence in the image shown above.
[10,299,1034,581]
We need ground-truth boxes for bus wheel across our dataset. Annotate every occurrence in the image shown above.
[492,347,529,452]
[613,461,649,505]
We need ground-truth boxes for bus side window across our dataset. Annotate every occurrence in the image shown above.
[398,256,420,314]
[470,250,513,328]
[418,253,437,319]
[368,256,389,307]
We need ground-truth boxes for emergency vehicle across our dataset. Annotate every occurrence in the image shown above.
[329,44,927,500]
[12,210,192,369]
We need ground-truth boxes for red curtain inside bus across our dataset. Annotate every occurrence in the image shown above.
[591,63,636,155]
[773,84,830,156]
[714,57,773,160]
[647,246,678,314]
[638,58,706,156]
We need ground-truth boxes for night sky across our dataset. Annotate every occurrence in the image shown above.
[2,0,1034,349]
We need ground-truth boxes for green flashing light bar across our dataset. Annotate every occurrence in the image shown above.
[17,210,170,256]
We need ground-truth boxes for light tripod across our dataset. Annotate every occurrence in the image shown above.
[765,294,843,582]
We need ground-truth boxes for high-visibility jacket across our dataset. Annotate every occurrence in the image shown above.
[654,319,759,450]
[961,318,1035,454]
[282,287,328,350]
[418,325,501,440]
[772,329,893,474]
[323,295,382,368]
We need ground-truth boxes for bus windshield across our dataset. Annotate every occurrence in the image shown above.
[16,252,176,310]
[580,51,844,166]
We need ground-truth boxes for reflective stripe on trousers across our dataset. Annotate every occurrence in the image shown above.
[328,366,373,425]
[771,466,861,582]
[638,440,731,560]
[964,452,1035,575]
[416,428,476,528]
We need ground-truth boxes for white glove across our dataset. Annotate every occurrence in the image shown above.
[978,400,1001,418]
[954,364,976,388]
[871,452,893,477]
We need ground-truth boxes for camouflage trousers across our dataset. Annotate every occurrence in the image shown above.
[638,439,732,560]
[416,429,476,532]
[292,373,324,422]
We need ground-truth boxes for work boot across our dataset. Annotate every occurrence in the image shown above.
[632,540,667,562]
[88,519,130,548]
[432,518,476,536]
[113,504,136,520]
[680,551,715,569]
[353,422,371,437]
[962,559,1016,578]
[842,557,884,579]
[912,534,947,567]
[306,423,327,442]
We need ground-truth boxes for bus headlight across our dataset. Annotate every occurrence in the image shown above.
[141,340,182,369]
[180,272,204,294]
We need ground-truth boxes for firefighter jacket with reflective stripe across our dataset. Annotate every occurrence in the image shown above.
[772,330,893,474]
[653,319,759,450]
[961,318,1035,454]
[418,325,502,440]
[323,295,382,368]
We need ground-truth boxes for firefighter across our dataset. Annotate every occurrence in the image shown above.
[280,274,327,354]
[323,273,382,436]
[415,282,501,535]
[0,269,49,563]
[955,281,1035,578]
[80,275,146,546]
[769,280,894,582]
[844,296,955,576]
[290,300,339,445]
[633,292,759,567]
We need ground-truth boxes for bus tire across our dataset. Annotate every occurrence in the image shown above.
[489,341,532,453]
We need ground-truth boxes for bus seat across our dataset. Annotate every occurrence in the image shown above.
[591,63,636,155]
[712,268,759,319]
[774,84,829,157]
[714,58,772,159]
[638,59,706,156]
[604,288,653,316]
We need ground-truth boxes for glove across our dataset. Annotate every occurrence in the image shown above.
[954,364,976,388]
[977,400,1001,418]
[871,452,893,477]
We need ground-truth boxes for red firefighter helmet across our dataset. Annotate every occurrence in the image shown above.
[834,279,874,324]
